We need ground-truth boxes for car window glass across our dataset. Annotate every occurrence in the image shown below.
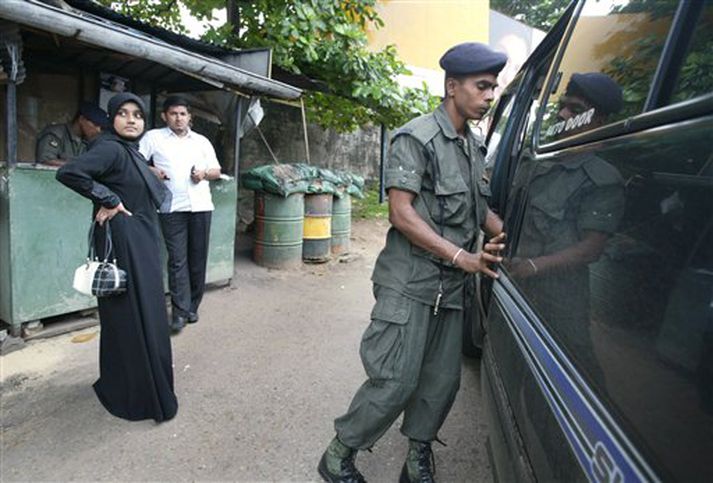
[499,57,555,253]
[539,0,677,144]
[508,101,713,481]
[485,93,517,171]
[670,3,713,103]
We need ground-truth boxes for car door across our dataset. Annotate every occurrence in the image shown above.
[483,0,713,481]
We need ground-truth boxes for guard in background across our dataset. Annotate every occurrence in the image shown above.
[318,43,508,483]
[139,96,222,333]
[35,102,109,166]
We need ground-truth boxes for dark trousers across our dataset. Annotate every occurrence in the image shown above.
[159,211,212,318]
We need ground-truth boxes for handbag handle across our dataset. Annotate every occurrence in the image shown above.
[86,220,116,263]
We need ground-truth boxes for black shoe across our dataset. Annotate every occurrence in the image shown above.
[399,440,435,483]
[318,437,366,483]
[187,312,199,324]
[170,314,187,333]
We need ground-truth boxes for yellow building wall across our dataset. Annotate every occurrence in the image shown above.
[368,0,491,71]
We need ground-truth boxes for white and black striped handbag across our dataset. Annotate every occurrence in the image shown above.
[72,220,127,297]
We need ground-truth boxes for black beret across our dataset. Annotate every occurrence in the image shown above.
[79,102,109,128]
[567,73,623,114]
[439,42,507,76]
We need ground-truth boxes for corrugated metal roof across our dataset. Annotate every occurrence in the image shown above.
[0,0,301,99]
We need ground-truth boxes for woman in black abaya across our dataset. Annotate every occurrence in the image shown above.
[57,93,178,422]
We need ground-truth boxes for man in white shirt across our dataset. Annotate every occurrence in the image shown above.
[140,96,222,332]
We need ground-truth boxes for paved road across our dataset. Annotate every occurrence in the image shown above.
[1,220,492,482]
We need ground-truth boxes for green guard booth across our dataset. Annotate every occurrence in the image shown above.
[0,0,303,334]
[0,164,236,331]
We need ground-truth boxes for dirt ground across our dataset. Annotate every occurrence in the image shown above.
[0,219,493,482]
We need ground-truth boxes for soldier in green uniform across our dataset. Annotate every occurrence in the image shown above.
[35,102,109,166]
[318,43,508,483]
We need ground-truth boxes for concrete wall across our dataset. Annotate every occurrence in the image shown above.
[240,101,381,178]
[237,99,381,228]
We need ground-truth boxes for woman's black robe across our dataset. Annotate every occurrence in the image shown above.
[57,133,178,422]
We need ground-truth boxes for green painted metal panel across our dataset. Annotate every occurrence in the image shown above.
[204,177,237,284]
[1,166,14,324]
[0,166,237,328]
[5,165,96,326]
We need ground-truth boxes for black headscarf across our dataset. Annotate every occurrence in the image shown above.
[106,92,171,211]
[107,92,148,141]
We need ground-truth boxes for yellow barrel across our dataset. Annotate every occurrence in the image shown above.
[331,195,351,255]
[253,191,304,268]
[303,194,332,262]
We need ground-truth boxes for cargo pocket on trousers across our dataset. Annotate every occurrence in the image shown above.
[360,291,411,382]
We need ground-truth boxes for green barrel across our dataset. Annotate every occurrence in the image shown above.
[330,195,351,255]
[303,193,332,263]
[253,191,304,268]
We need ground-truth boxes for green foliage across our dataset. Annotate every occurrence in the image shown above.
[352,184,388,220]
[604,33,664,118]
[606,1,713,112]
[96,0,440,132]
[604,1,676,115]
[490,0,570,31]
[613,0,678,17]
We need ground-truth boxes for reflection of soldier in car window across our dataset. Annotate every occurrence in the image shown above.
[546,72,623,139]
[508,73,626,380]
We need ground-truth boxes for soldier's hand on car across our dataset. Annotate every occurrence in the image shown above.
[454,247,504,279]
[95,203,132,226]
[485,232,507,256]
[452,233,506,277]
[455,251,503,277]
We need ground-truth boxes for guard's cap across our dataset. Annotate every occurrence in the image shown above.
[79,102,110,128]
[439,42,507,76]
[567,73,623,114]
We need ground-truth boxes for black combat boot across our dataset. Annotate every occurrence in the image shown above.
[399,439,435,483]
[318,436,366,483]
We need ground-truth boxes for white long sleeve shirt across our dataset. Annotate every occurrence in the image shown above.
[140,127,221,212]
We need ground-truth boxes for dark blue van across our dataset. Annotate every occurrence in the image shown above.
[479,0,713,481]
